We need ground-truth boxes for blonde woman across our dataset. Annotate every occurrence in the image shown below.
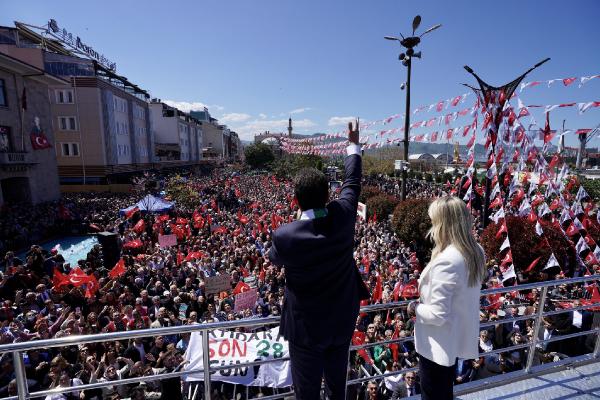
[407,196,486,400]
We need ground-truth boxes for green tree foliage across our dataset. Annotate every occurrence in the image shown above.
[366,194,400,220]
[164,176,200,209]
[580,178,600,201]
[244,143,275,170]
[480,216,577,283]
[359,185,383,204]
[392,199,433,261]
[363,156,395,177]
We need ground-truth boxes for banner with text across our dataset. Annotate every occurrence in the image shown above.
[183,327,291,387]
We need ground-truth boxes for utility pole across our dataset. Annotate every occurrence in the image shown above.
[385,16,441,200]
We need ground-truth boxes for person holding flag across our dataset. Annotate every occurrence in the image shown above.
[268,119,369,399]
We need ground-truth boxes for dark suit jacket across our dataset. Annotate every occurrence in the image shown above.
[269,153,370,347]
[392,383,421,399]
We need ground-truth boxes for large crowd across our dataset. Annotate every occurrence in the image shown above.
[0,170,597,399]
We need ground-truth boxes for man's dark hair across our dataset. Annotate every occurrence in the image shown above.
[294,168,329,211]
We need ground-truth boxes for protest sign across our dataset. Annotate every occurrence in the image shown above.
[205,275,231,295]
[184,327,291,387]
[234,289,258,312]
[158,234,177,248]
[357,202,367,220]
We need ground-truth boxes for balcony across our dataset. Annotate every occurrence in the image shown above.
[0,151,34,167]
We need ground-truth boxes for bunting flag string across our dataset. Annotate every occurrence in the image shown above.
[519,73,600,92]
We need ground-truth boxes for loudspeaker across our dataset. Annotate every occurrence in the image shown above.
[97,231,121,268]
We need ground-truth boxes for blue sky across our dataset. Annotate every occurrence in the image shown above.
[3,0,600,145]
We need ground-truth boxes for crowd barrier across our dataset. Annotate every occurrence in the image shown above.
[1,274,599,400]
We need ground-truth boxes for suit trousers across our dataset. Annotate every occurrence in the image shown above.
[288,340,349,400]
[418,353,456,400]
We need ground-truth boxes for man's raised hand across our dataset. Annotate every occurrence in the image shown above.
[348,118,360,145]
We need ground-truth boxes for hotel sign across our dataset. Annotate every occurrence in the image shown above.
[47,19,116,72]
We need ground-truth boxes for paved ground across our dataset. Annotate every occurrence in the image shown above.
[458,362,600,400]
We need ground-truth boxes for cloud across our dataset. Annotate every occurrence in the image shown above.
[219,113,251,123]
[289,107,312,115]
[328,116,356,126]
[259,113,267,119]
[163,100,224,113]
[230,118,316,141]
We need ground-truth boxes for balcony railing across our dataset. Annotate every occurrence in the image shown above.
[0,275,599,400]
[0,151,32,165]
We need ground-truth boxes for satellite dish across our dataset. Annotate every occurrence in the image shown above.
[412,15,421,35]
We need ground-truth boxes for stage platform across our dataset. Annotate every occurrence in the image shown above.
[457,360,600,400]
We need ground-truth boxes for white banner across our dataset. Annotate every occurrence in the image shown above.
[357,202,367,220]
[184,327,292,388]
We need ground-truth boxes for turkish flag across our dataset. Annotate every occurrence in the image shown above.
[565,222,579,236]
[496,222,508,239]
[352,331,374,365]
[489,196,503,209]
[30,132,52,150]
[123,239,143,249]
[109,259,127,279]
[186,251,207,261]
[401,280,419,298]
[84,274,99,298]
[68,268,91,287]
[133,219,145,234]
[52,268,70,288]
[371,275,383,303]
[233,281,251,295]
[523,256,542,273]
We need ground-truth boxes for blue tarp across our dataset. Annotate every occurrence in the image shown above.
[120,194,174,215]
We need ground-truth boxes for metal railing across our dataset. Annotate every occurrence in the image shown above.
[1,274,599,400]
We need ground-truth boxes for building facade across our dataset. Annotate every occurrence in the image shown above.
[150,101,202,163]
[0,52,63,204]
[0,23,155,186]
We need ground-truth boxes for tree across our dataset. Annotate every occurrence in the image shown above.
[480,216,577,282]
[366,194,400,220]
[363,156,394,177]
[244,143,274,170]
[359,186,383,204]
[392,199,433,262]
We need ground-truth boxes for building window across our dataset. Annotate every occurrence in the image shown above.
[58,116,78,131]
[0,79,6,107]
[113,96,127,113]
[61,142,80,157]
[0,126,10,151]
[55,89,74,104]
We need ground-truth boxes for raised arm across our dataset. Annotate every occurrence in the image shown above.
[336,119,362,215]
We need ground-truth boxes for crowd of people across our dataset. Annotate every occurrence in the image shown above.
[0,169,597,399]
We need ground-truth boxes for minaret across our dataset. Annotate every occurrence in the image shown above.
[288,118,293,137]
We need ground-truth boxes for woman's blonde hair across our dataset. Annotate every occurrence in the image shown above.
[427,196,486,287]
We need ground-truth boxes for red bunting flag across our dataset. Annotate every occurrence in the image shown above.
[496,222,508,239]
[523,256,542,273]
[565,222,580,236]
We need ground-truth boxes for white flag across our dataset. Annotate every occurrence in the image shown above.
[500,237,510,252]
[576,186,589,202]
[502,264,516,282]
[576,236,590,255]
[535,221,544,236]
[544,253,560,270]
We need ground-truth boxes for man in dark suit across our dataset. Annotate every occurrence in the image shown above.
[391,372,421,399]
[269,120,369,399]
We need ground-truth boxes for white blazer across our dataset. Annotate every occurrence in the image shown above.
[414,244,482,366]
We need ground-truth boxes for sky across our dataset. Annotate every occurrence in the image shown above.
[3,0,600,146]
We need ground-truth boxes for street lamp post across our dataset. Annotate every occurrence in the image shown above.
[385,16,441,200]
